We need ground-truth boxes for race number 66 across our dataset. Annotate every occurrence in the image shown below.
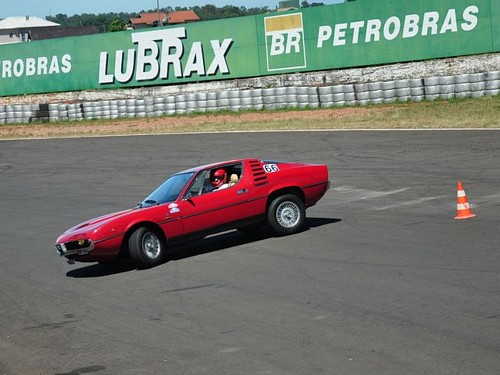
[263,164,279,173]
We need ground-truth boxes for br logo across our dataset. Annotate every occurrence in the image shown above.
[264,13,307,72]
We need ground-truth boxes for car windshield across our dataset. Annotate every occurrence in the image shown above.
[139,172,194,207]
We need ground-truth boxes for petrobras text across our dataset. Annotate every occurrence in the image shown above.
[317,5,479,48]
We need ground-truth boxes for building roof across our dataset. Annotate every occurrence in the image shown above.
[0,16,59,29]
[129,12,167,26]
[167,10,200,24]
[29,26,99,41]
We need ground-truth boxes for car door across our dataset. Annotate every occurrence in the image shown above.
[178,165,253,235]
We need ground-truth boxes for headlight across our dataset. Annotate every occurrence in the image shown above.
[55,239,94,256]
[65,239,93,251]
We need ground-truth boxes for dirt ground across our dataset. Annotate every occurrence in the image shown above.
[0,107,387,140]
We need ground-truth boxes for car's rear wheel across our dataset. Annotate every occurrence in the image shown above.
[267,194,305,235]
[128,227,165,268]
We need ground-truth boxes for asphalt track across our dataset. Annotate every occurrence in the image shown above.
[0,130,499,375]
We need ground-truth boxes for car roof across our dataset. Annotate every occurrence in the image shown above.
[176,158,256,175]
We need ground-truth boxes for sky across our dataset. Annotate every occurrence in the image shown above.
[1,0,343,19]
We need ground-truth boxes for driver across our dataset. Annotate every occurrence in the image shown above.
[210,168,229,191]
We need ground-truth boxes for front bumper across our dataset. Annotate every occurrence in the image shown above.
[55,239,94,257]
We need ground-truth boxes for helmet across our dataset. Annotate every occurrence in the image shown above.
[211,169,227,188]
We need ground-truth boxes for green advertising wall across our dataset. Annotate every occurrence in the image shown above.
[0,0,498,97]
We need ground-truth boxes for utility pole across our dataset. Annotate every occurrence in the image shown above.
[157,0,160,25]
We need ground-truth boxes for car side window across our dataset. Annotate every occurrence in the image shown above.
[184,171,207,198]
[197,163,244,195]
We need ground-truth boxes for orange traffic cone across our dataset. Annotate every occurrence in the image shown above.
[454,181,476,220]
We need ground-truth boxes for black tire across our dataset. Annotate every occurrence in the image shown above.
[267,194,305,235]
[128,227,165,268]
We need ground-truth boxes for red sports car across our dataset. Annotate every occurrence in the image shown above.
[55,158,330,268]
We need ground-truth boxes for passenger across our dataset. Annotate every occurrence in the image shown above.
[210,169,229,191]
[228,174,239,187]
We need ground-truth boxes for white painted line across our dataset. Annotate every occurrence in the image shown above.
[332,186,409,202]
[375,195,448,210]
[1,127,499,142]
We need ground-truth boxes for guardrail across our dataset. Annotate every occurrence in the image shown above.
[0,71,499,124]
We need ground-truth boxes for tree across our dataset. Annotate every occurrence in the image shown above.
[301,1,325,7]
[46,5,270,32]
[108,19,125,32]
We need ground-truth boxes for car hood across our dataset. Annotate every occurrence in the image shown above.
[57,208,137,242]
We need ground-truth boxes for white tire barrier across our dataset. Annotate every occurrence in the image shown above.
[135,98,146,117]
[455,74,470,84]
[343,85,356,105]
[0,106,5,124]
[251,89,264,110]
[3,70,499,123]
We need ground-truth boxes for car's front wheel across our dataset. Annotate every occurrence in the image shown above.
[128,227,165,268]
[267,194,305,235]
